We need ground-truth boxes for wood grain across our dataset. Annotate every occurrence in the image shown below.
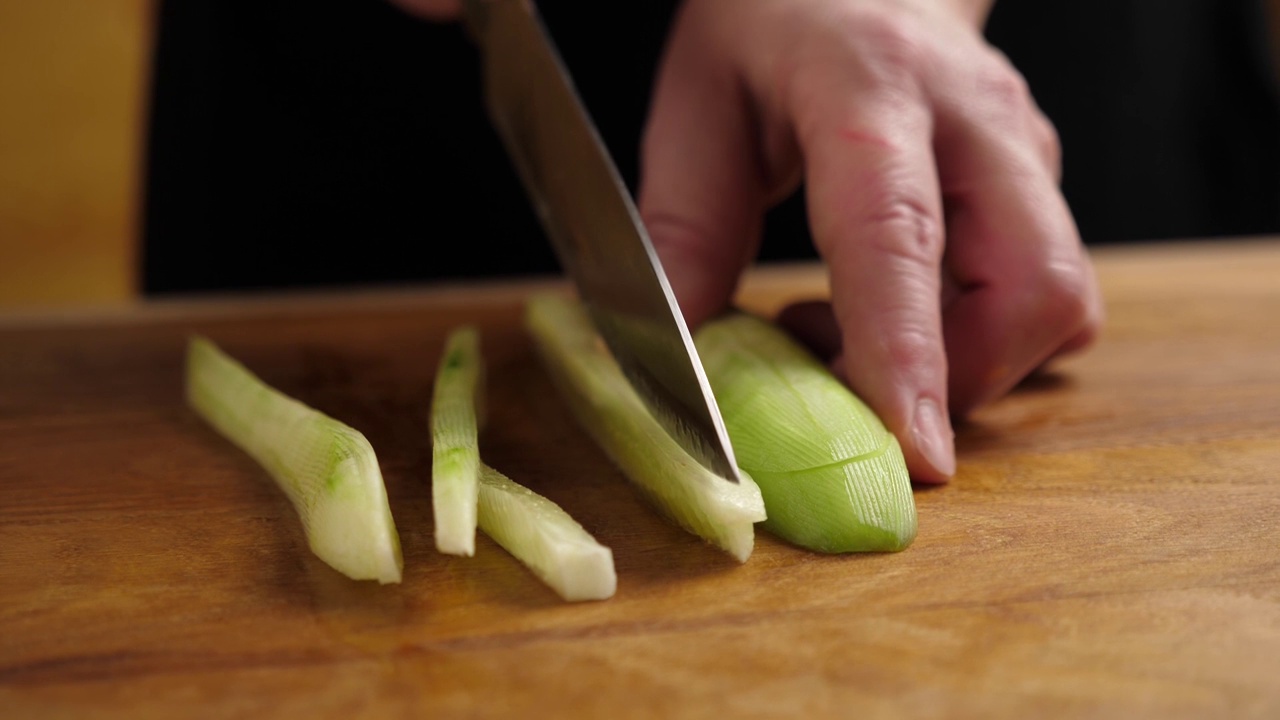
[2,239,1279,719]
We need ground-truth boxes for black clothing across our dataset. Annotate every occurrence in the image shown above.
[142,0,1280,294]
[987,0,1280,243]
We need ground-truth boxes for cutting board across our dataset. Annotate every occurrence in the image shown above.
[2,240,1279,718]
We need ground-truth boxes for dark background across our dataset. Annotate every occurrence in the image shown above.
[142,0,1280,295]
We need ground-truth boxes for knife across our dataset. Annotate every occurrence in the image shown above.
[462,0,741,484]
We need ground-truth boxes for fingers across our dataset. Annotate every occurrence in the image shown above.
[644,1,1105,487]
[797,82,956,483]
[638,5,767,329]
[932,57,1103,413]
[776,300,842,362]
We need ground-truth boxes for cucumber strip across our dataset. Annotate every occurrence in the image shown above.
[185,337,403,583]
[431,327,483,556]
[477,463,616,602]
[524,294,766,562]
[695,313,917,553]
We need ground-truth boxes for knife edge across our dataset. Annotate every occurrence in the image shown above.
[463,0,742,483]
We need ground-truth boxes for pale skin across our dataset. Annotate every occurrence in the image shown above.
[393,0,1105,484]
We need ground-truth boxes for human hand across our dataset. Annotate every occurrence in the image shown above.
[639,0,1103,483]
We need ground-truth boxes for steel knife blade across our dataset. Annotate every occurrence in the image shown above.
[462,0,741,483]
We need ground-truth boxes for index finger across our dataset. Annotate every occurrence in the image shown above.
[799,90,955,483]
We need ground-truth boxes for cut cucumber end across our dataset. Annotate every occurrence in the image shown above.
[524,294,765,563]
[477,463,617,601]
[694,313,918,555]
[431,326,484,556]
[186,336,404,583]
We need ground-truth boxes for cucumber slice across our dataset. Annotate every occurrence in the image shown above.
[695,313,917,553]
[525,294,766,562]
[186,337,403,583]
[477,463,616,601]
[431,327,483,556]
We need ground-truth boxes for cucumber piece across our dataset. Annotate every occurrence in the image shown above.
[431,327,483,556]
[186,337,403,583]
[477,463,616,601]
[525,294,766,562]
[695,313,916,553]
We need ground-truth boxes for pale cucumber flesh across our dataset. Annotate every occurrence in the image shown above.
[524,294,766,562]
[477,463,616,602]
[186,337,403,583]
[431,327,483,557]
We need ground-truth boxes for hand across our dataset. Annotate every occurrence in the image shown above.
[639,0,1103,483]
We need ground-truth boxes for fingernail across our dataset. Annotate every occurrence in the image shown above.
[912,397,956,479]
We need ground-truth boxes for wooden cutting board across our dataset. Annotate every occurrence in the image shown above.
[2,240,1279,718]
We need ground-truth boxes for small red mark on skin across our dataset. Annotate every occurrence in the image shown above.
[837,127,897,152]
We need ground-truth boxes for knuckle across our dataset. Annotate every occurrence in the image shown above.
[977,56,1029,105]
[864,196,944,266]
[972,55,1034,118]
[790,5,930,90]
[643,213,721,263]
[1031,110,1063,175]
[1033,257,1093,331]
[879,325,940,378]
[854,11,928,80]
[786,12,929,127]
[1032,110,1061,153]
[1069,320,1102,353]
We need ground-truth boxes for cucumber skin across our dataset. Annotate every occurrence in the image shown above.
[749,437,916,553]
[696,313,917,554]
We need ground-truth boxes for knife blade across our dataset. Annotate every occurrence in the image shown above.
[462,0,741,483]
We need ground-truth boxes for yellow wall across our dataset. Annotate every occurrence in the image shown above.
[0,2,152,309]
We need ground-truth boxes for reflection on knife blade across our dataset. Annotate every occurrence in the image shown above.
[463,0,741,483]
